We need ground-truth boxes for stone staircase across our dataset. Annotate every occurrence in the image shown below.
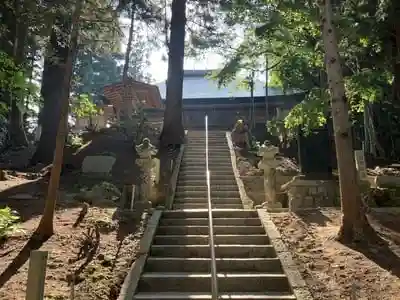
[133,130,296,299]
[174,130,242,209]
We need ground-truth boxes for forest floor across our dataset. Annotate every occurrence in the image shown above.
[0,127,159,300]
[272,209,400,300]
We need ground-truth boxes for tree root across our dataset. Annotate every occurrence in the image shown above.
[73,203,89,228]
[336,216,383,245]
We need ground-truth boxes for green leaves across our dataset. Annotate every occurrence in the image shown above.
[0,207,21,239]
[71,94,102,118]
[0,51,30,114]
[214,0,398,135]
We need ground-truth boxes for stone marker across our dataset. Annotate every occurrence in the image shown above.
[354,150,368,181]
[82,155,116,174]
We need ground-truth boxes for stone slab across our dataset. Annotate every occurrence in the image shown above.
[82,155,116,174]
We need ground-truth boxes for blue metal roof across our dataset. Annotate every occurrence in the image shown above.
[155,70,291,100]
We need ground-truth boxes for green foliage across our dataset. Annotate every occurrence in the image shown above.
[0,51,29,113]
[215,0,398,137]
[67,133,84,148]
[0,207,21,239]
[71,94,102,119]
[284,88,330,134]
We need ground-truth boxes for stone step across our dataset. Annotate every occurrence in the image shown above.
[152,234,269,245]
[179,169,233,175]
[187,133,225,137]
[181,158,232,164]
[137,273,291,293]
[162,209,258,219]
[173,203,243,210]
[184,153,228,157]
[186,145,228,149]
[184,149,228,154]
[181,161,232,171]
[175,190,240,198]
[178,174,236,180]
[176,185,239,192]
[150,244,276,258]
[188,140,227,144]
[145,257,282,273]
[182,154,231,159]
[177,179,237,186]
[173,198,243,205]
[159,217,261,226]
[133,292,296,300]
[156,225,265,235]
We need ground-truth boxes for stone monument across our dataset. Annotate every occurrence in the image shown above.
[282,124,337,211]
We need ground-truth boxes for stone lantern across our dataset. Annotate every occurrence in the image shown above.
[135,138,157,204]
[257,142,281,209]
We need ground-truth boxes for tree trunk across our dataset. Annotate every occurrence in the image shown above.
[319,0,372,242]
[393,1,400,104]
[121,3,136,122]
[30,16,72,165]
[35,0,83,238]
[159,0,186,147]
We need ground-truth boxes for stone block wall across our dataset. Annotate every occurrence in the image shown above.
[284,178,338,211]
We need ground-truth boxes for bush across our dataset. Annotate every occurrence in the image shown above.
[0,207,21,240]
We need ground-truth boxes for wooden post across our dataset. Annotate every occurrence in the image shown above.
[25,250,48,300]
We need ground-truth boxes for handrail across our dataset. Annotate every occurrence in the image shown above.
[205,115,219,300]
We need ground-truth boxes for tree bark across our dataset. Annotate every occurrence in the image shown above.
[393,0,400,104]
[159,0,186,147]
[35,0,83,238]
[120,3,136,122]
[30,15,72,165]
[319,0,372,242]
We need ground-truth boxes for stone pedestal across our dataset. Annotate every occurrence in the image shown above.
[135,138,157,206]
[257,143,281,209]
[282,175,337,211]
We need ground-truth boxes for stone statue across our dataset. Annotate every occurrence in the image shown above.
[231,119,250,149]
[135,138,157,204]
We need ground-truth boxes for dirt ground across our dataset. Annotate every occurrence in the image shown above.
[0,128,157,299]
[271,209,400,300]
[0,169,150,300]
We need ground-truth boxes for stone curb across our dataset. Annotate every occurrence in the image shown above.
[225,131,253,209]
[165,143,186,210]
[257,209,313,300]
[117,210,162,300]
[165,130,187,209]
